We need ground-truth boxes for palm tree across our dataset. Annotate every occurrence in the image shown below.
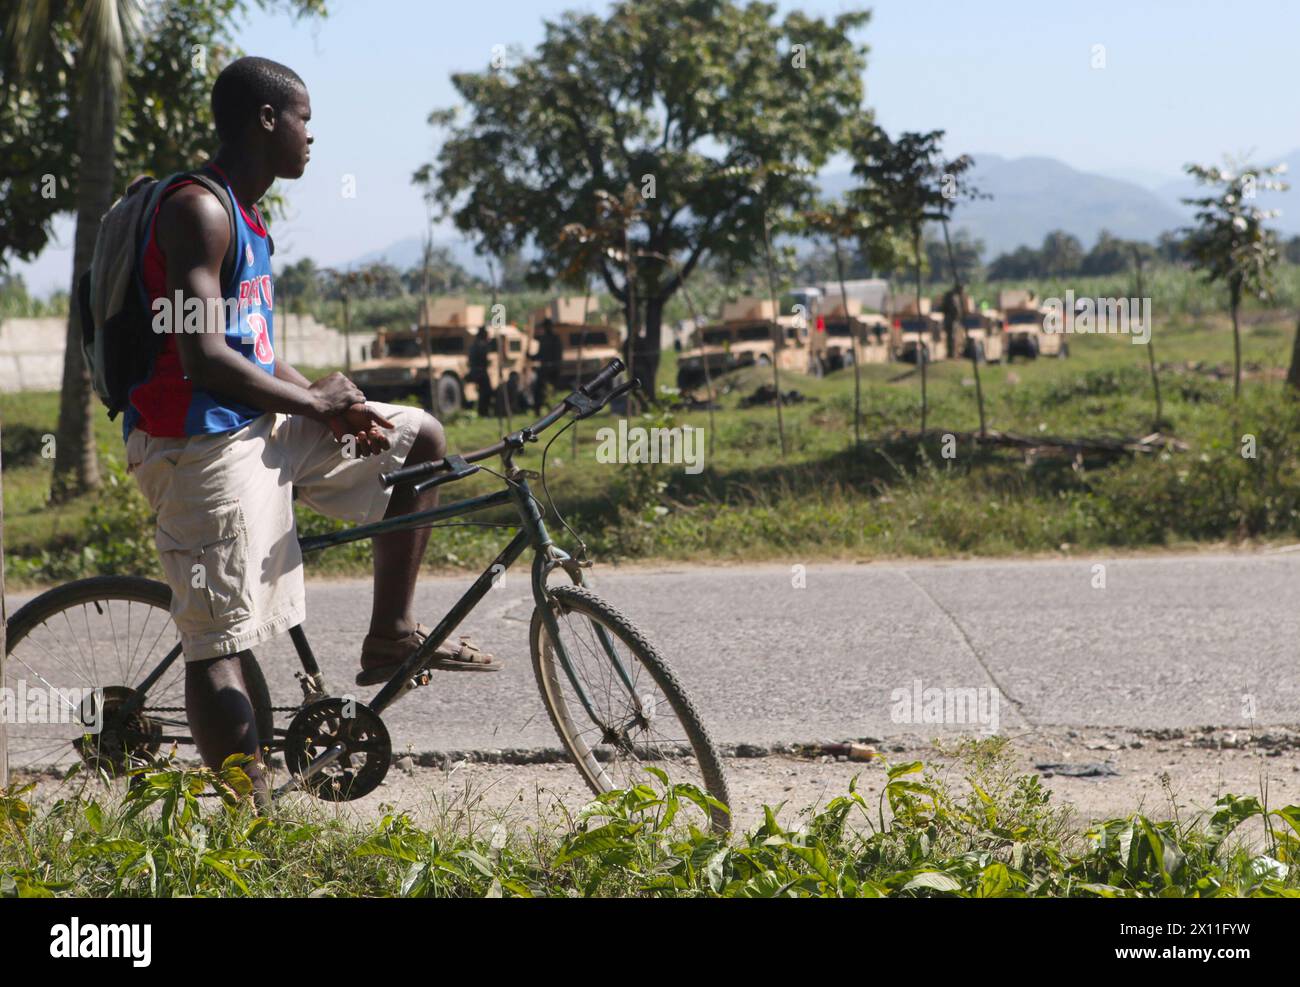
[5,0,144,500]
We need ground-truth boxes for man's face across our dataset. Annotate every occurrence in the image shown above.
[265,87,313,179]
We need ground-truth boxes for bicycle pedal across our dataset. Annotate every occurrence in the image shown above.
[403,669,435,691]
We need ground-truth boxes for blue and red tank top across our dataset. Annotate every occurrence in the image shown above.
[122,162,276,440]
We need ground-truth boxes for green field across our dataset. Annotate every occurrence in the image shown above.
[5,297,1300,588]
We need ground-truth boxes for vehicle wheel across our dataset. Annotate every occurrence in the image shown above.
[3,576,274,780]
[531,584,731,833]
[435,373,463,413]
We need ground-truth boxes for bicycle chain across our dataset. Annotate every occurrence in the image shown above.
[148,706,302,713]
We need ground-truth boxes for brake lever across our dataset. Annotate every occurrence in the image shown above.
[574,377,640,420]
[411,454,479,495]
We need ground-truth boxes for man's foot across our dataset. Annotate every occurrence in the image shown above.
[356,623,499,686]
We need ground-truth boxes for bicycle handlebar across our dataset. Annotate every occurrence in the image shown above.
[378,358,631,490]
[577,358,624,399]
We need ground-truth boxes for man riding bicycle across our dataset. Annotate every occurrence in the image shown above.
[122,57,496,806]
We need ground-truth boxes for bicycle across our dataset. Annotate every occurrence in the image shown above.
[3,359,731,831]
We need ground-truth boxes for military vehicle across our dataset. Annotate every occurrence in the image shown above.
[675,297,814,390]
[958,309,1006,363]
[890,298,944,364]
[998,290,1067,360]
[809,297,890,372]
[351,297,531,412]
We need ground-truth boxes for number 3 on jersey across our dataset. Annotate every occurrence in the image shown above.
[247,313,274,365]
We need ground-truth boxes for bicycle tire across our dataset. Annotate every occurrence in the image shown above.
[530,584,731,832]
[4,576,274,777]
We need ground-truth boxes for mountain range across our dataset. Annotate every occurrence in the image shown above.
[350,150,1300,272]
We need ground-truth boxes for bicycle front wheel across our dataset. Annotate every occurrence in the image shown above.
[531,585,730,832]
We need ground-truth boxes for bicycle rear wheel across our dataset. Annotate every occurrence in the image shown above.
[3,576,272,782]
[531,585,730,832]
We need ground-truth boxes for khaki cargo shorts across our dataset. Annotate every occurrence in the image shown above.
[125,404,422,661]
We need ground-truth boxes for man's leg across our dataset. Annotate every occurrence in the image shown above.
[368,413,446,639]
[186,650,268,808]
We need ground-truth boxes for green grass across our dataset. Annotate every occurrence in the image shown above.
[6,306,1300,587]
[3,740,1297,897]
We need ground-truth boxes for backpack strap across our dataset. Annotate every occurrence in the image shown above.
[135,169,240,294]
[184,168,240,292]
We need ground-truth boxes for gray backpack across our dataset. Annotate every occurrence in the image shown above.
[77,169,237,418]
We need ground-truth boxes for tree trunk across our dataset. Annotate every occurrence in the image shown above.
[833,237,862,447]
[639,295,664,403]
[944,220,985,436]
[760,199,787,460]
[1230,287,1242,401]
[421,221,440,416]
[914,226,927,435]
[1286,315,1300,393]
[1,427,7,790]
[1134,248,1163,427]
[670,269,716,460]
[51,75,115,502]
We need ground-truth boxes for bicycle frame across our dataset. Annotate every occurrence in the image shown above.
[122,465,636,747]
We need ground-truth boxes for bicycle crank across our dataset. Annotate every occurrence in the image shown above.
[283,697,391,801]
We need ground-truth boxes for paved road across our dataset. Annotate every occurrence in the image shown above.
[12,552,1300,754]
[172,552,1300,751]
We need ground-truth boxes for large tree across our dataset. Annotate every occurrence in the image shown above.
[2,0,323,501]
[417,0,871,390]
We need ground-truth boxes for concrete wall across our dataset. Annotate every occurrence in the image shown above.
[0,314,377,394]
[0,318,67,393]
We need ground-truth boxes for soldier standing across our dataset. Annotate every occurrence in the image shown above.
[532,318,564,409]
[468,325,493,417]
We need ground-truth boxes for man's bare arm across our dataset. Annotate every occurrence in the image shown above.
[159,184,360,420]
[274,360,312,390]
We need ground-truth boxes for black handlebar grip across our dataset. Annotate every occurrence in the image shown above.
[578,358,626,398]
[379,460,441,488]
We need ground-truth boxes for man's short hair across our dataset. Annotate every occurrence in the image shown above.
[212,56,305,145]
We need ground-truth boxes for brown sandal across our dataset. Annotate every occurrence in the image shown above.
[356,623,499,686]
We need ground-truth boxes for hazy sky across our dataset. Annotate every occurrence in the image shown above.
[13,0,1300,294]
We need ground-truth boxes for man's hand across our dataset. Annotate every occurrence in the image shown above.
[308,372,366,421]
[329,403,395,457]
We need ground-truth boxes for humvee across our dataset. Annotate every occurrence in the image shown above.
[998,291,1067,360]
[529,297,624,389]
[891,298,944,364]
[675,297,813,389]
[351,297,531,411]
[958,309,1005,363]
[810,297,890,371]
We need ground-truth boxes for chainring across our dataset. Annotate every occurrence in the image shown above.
[284,697,391,801]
